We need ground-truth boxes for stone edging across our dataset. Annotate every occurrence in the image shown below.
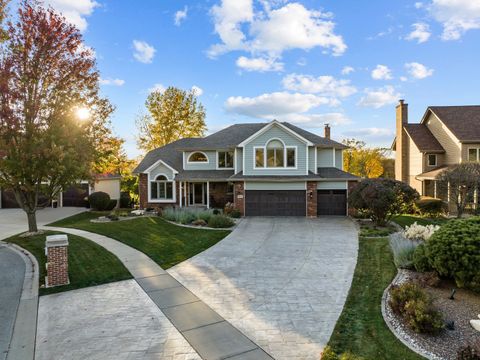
[0,241,39,360]
[381,269,443,360]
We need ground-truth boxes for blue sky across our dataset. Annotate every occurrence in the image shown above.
[37,0,480,157]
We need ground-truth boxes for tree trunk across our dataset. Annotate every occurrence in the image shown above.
[26,211,38,233]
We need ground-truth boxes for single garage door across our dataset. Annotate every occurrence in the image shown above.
[62,184,89,207]
[245,190,306,216]
[317,190,347,216]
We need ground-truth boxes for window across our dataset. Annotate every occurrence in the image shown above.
[188,152,208,163]
[267,140,284,167]
[218,151,234,168]
[150,175,174,200]
[287,148,296,167]
[468,148,480,162]
[255,148,264,167]
[254,139,296,168]
[427,154,437,166]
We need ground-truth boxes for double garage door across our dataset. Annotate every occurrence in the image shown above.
[244,189,347,216]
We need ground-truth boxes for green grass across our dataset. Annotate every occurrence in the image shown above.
[392,215,448,228]
[327,237,424,360]
[5,231,132,296]
[49,211,230,269]
[359,223,396,237]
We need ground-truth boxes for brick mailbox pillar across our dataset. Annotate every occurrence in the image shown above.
[45,234,70,287]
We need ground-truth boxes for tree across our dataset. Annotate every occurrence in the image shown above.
[0,0,9,42]
[342,139,386,178]
[349,178,419,225]
[136,86,206,152]
[436,163,480,218]
[0,0,114,233]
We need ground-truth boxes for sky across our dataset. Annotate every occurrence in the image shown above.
[24,0,480,157]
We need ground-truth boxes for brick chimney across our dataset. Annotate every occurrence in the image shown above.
[395,99,409,183]
[324,123,331,139]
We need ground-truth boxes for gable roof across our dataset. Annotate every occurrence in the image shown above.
[403,124,445,153]
[425,106,480,143]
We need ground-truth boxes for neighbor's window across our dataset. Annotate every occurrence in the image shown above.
[287,148,296,167]
[468,148,480,162]
[255,148,264,167]
[266,139,284,167]
[218,151,234,168]
[428,154,437,166]
[150,175,173,200]
[188,152,208,163]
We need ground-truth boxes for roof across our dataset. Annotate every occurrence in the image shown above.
[427,106,480,142]
[229,168,358,181]
[316,167,359,180]
[94,173,121,180]
[403,124,445,152]
[175,170,234,181]
[415,165,452,180]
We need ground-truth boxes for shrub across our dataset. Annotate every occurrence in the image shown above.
[106,199,117,211]
[413,243,432,272]
[425,217,480,292]
[162,208,214,225]
[106,214,119,221]
[389,282,444,334]
[223,202,235,216]
[120,192,131,208]
[404,222,440,242]
[415,198,447,218]
[229,209,241,218]
[197,210,213,223]
[213,209,220,215]
[348,178,419,226]
[88,191,111,211]
[417,272,441,288]
[457,345,480,360]
[389,233,419,269]
[208,215,235,228]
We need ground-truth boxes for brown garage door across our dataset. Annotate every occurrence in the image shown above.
[245,190,306,216]
[62,184,89,207]
[317,190,347,216]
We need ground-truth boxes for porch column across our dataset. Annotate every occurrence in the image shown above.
[207,181,210,209]
[433,181,437,199]
[179,181,182,208]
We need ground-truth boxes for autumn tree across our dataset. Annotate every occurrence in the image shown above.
[0,0,115,233]
[136,86,206,152]
[0,0,9,42]
[342,138,386,178]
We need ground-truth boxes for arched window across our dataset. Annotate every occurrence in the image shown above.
[266,139,284,167]
[188,152,208,163]
[254,139,296,168]
[150,174,174,200]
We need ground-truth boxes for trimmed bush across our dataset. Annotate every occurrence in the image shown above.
[425,217,480,292]
[229,209,241,218]
[120,192,131,208]
[88,191,111,211]
[208,215,235,228]
[413,243,432,273]
[415,197,447,218]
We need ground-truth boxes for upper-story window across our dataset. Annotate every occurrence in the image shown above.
[218,151,234,168]
[468,148,480,162]
[427,154,437,166]
[150,175,174,200]
[254,139,296,168]
[188,152,208,163]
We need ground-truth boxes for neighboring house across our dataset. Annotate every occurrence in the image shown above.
[134,120,358,217]
[392,100,480,207]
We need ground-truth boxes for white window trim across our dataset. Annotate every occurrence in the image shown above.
[467,147,480,162]
[148,173,176,203]
[187,151,209,164]
[253,139,298,170]
[216,150,234,170]
[427,154,437,167]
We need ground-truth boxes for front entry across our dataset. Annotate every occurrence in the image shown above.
[245,190,306,216]
[193,183,204,204]
[317,190,347,215]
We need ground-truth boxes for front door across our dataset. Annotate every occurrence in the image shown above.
[193,183,204,204]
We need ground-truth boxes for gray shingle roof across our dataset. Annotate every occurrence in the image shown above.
[229,171,326,181]
[404,124,445,152]
[316,167,359,180]
[175,170,234,181]
[428,106,480,142]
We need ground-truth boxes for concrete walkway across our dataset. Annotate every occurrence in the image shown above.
[44,226,273,360]
[168,217,359,360]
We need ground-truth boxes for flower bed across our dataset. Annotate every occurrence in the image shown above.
[162,207,235,229]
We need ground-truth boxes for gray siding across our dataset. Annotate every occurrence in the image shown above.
[317,148,334,167]
[245,182,306,190]
[308,147,316,173]
[335,149,343,169]
[184,151,216,170]
[317,181,347,190]
[243,124,308,175]
[235,148,243,174]
[149,162,175,181]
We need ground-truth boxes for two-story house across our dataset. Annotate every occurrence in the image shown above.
[134,120,358,217]
[392,100,480,206]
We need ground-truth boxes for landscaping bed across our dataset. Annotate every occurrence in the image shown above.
[161,206,238,229]
[356,219,397,237]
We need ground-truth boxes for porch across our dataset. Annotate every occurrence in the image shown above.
[178,181,234,209]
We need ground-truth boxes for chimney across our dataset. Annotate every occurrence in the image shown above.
[395,99,409,183]
[324,123,331,139]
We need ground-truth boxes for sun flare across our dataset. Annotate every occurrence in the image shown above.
[75,107,90,121]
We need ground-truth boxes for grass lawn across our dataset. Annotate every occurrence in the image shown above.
[327,237,423,360]
[392,214,448,228]
[5,231,132,296]
[358,221,396,237]
[49,211,230,269]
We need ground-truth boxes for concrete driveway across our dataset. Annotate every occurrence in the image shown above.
[0,207,86,240]
[168,217,358,360]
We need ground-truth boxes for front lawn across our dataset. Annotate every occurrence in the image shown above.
[49,211,230,269]
[5,231,132,296]
[392,215,448,228]
[327,237,423,360]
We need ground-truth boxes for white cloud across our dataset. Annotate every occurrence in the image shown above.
[133,40,156,64]
[282,74,357,98]
[343,127,394,138]
[99,78,125,86]
[415,2,424,9]
[174,6,188,26]
[149,83,166,93]
[296,57,307,66]
[341,66,354,75]
[371,65,393,80]
[405,62,434,79]
[358,86,402,109]
[427,0,480,40]
[208,1,346,59]
[225,92,336,118]
[405,22,431,43]
[400,76,408,82]
[44,0,98,32]
[191,85,204,96]
[236,56,284,72]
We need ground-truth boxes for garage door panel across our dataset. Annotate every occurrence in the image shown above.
[245,190,306,216]
[317,190,346,216]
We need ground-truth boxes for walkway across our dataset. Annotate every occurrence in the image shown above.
[44,226,273,360]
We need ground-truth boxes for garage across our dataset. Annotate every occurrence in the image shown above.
[62,184,89,207]
[1,189,19,208]
[245,190,306,216]
[317,190,347,216]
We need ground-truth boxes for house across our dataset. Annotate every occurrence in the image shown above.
[392,100,480,206]
[133,120,358,217]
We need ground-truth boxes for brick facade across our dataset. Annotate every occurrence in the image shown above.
[306,181,318,217]
[233,182,245,216]
[46,242,69,287]
[139,173,180,210]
